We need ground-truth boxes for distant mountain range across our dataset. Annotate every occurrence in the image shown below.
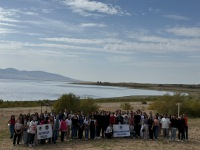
[0,68,78,82]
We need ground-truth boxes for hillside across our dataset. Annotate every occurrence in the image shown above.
[0,68,78,82]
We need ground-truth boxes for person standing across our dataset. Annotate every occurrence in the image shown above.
[66,115,71,141]
[183,113,188,141]
[153,116,159,141]
[102,111,110,138]
[13,119,23,146]
[177,115,185,142]
[52,115,60,144]
[29,116,38,147]
[60,116,67,142]
[143,114,149,140]
[148,116,154,140]
[170,114,178,141]
[78,115,84,140]
[110,112,116,125]
[71,113,78,139]
[134,111,141,138]
[8,115,15,139]
[84,116,90,140]
[160,114,171,141]
[95,111,102,139]
[90,116,96,140]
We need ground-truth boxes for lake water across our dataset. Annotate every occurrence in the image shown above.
[0,79,170,101]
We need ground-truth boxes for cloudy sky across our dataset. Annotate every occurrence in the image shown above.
[0,0,200,84]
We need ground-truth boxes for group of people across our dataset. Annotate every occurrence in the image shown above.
[7,109,189,147]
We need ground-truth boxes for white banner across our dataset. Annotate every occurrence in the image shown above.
[113,124,130,137]
[37,124,52,140]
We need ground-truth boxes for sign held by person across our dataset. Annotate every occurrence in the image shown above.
[37,124,52,139]
[113,124,130,137]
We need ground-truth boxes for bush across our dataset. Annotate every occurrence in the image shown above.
[141,101,147,104]
[149,93,200,117]
[53,93,80,113]
[120,102,133,110]
[52,93,99,114]
[79,98,99,115]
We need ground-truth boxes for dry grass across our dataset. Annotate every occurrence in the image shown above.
[0,103,200,150]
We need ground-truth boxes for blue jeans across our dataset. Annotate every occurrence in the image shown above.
[85,127,89,139]
[52,130,59,143]
[71,125,77,139]
[171,128,177,141]
[153,125,159,140]
[185,126,188,140]
[162,128,169,139]
[10,124,15,139]
[23,130,28,144]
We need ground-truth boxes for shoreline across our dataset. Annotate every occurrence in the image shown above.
[74,81,200,97]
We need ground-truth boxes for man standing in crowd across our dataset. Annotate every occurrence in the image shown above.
[160,114,171,141]
[177,115,186,142]
[170,114,178,141]
[134,110,141,138]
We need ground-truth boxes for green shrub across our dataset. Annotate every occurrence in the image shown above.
[141,101,147,104]
[149,93,200,117]
[53,93,80,113]
[52,93,99,114]
[120,102,133,110]
[79,98,99,115]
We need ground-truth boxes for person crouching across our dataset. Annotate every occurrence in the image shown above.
[105,124,113,139]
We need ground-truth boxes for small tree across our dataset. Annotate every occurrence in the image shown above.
[120,102,133,110]
[148,93,200,117]
[79,98,99,115]
[53,93,80,113]
[149,93,183,115]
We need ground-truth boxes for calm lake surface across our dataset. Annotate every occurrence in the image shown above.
[0,79,170,101]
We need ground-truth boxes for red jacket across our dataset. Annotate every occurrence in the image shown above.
[110,115,115,124]
[60,120,67,131]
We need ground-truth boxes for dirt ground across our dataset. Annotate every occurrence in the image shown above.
[0,103,200,150]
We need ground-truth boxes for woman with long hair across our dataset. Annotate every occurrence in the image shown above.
[8,115,15,139]
[13,119,23,145]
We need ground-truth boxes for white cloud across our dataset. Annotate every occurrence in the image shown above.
[40,37,102,44]
[0,7,19,22]
[39,37,122,45]
[164,14,189,21]
[166,27,200,37]
[0,28,16,34]
[40,33,200,54]
[23,11,38,16]
[80,23,106,28]
[137,36,170,43]
[61,0,124,16]
[0,40,23,50]
[103,37,200,53]
[42,9,53,13]
[0,22,18,27]
[0,40,82,57]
